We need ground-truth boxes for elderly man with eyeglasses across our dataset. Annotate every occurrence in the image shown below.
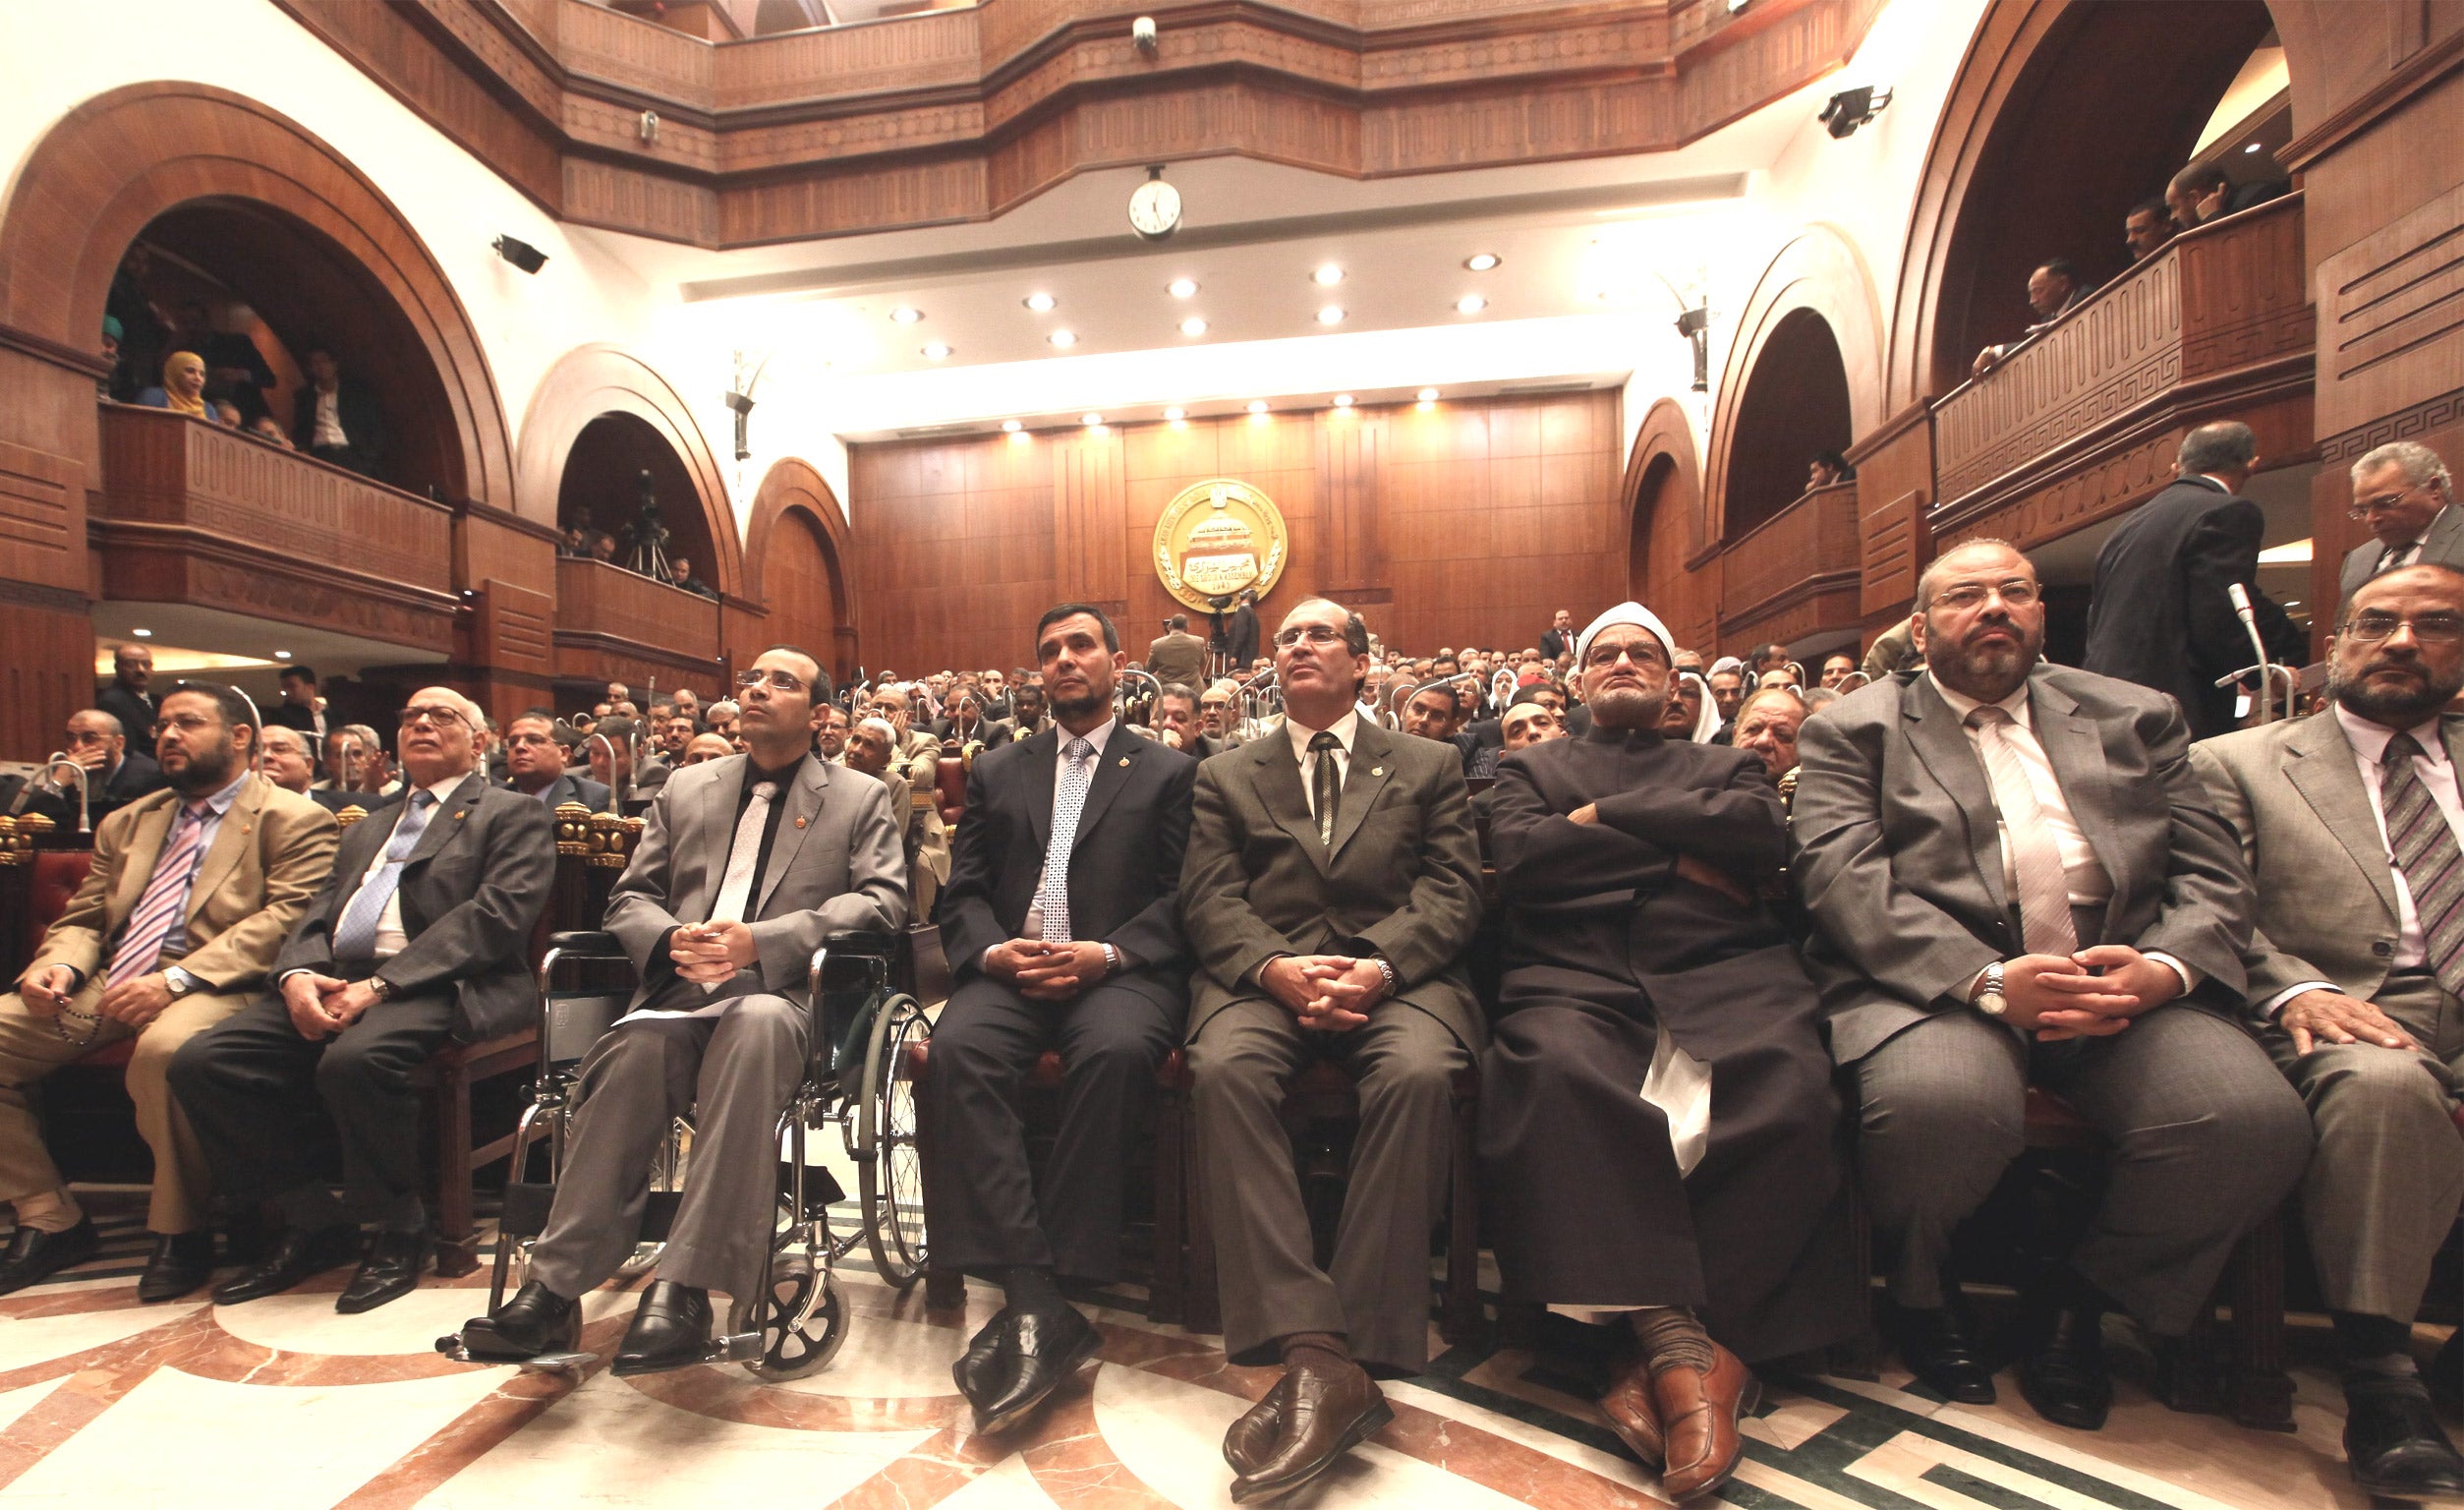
[172,688,554,1311]
[2340,441,2464,614]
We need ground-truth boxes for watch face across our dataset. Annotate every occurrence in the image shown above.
[1129,180,1181,238]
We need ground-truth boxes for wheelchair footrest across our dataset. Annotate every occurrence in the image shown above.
[499,1182,556,1239]
[641,1191,681,1243]
[781,1162,847,1214]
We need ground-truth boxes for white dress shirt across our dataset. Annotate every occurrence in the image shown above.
[312,385,348,448]
[2267,706,2464,1014]
[1285,710,1358,818]
[355,773,468,958]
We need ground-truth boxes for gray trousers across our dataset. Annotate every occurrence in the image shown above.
[1188,996,1467,1372]
[2267,971,2464,1324]
[1850,1002,2312,1335]
[527,993,806,1307]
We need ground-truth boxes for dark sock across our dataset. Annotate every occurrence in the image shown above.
[1630,1307,1716,1376]
[1279,1330,1352,1371]
[1000,1265,1062,1312]
[2042,1264,2114,1315]
[2333,1310,2422,1392]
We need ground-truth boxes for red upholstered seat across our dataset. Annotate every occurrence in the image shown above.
[935,755,967,827]
[900,1040,1182,1091]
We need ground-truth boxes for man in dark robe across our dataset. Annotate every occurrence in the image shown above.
[1479,601,1857,1504]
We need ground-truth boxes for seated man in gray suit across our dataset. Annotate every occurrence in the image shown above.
[1794,538,2311,1431]
[173,687,555,1311]
[1181,596,1483,1503]
[2339,441,2463,615]
[500,709,610,811]
[457,646,906,1371]
[2193,561,2464,1498]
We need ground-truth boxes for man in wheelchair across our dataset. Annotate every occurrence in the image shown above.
[457,645,907,1372]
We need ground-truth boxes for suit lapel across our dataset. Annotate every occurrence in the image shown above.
[1250,729,1331,876]
[1070,726,1141,852]
[700,759,740,896]
[184,775,262,925]
[1327,721,1396,862]
[1022,726,1059,855]
[402,774,480,869]
[756,756,827,916]
[2287,713,2403,923]
[1903,677,2012,919]
[2027,678,2131,933]
[114,795,177,923]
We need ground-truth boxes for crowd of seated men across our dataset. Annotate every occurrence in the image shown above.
[10,445,2464,1505]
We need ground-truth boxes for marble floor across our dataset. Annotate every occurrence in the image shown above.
[0,1187,2439,1510]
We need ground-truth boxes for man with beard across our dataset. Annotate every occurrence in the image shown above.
[1793,539,2310,1430]
[456,647,905,1370]
[2190,562,2464,1497]
[0,684,337,1298]
[930,605,1196,1436]
[1480,604,1855,1501]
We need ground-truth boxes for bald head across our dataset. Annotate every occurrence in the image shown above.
[397,684,487,785]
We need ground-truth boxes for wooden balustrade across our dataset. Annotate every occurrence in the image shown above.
[553,556,723,683]
[1717,481,1860,643]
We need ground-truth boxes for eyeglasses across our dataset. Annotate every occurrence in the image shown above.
[148,714,218,738]
[2344,611,2464,645]
[736,668,809,693]
[1583,641,1666,669]
[1929,578,2039,610]
[2349,484,2438,521]
[1273,625,1349,649]
[399,704,469,729]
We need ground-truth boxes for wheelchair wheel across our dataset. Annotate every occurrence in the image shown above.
[742,1253,847,1381]
[858,993,931,1287]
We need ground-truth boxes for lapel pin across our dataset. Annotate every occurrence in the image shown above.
[453,811,466,821]
[1118,757,1131,767]
[795,816,808,828]
[1370,767,1383,777]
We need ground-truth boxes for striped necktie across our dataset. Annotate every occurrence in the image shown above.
[104,800,211,991]
[332,791,438,961]
[1309,731,1344,847]
[2379,732,2464,995]
[1966,706,2078,958]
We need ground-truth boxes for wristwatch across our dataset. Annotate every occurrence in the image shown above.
[161,967,198,999]
[1973,961,2008,1017]
[368,975,397,1002]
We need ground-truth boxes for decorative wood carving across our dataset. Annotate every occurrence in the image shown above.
[1845,399,1931,618]
[0,437,82,590]
[553,557,725,676]
[2317,178,2464,440]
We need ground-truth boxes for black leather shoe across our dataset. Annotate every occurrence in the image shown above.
[210,1223,361,1306]
[0,1218,99,1296]
[2017,1305,2111,1431]
[137,1231,217,1303]
[953,1309,1012,1410]
[958,1305,1102,1434]
[1889,1304,1996,1405]
[336,1228,431,1314]
[2346,1384,2464,1498]
[611,1281,713,1375]
[457,1282,579,1362]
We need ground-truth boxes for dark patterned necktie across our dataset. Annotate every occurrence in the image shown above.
[2379,732,2464,994]
[1309,731,1343,847]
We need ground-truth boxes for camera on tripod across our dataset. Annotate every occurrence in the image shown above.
[624,469,673,582]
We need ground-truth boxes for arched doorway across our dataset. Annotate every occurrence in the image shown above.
[767,511,842,667]
[745,457,858,682]
[518,344,740,596]
[1620,398,1711,650]
[557,413,719,584]
[1721,310,1854,540]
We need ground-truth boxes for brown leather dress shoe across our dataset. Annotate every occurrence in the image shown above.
[1222,1386,1282,1477]
[1653,1343,1759,1501]
[1228,1356,1395,1504]
[1599,1349,1665,1467]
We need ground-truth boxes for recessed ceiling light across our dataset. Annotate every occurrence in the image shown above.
[2243,141,2263,153]
[1164,407,1186,421]
[1168,277,1199,298]
[1333,394,1353,408]
[1317,306,1345,324]
[1464,253,1501,271]
[921,341,951,360]
[132,628,152,638]
[1023,292,1056,311]
[1049,329,1077,348]
[1081,412,1104,426]
[1456,294,1487,315]
[1247,400,1269,414]
[1002,419,1023,433]
[1416,387,1440,402]
[889,307,923,323]
[273,650,291,658]
[1179,317,1209,336]
[1313,263,1345,286]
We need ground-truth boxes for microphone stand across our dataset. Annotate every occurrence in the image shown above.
[2219,582,2284,725]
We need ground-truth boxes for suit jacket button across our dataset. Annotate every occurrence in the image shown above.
[2374,941,2394,958]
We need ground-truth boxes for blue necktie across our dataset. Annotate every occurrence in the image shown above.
[332,790,437,960]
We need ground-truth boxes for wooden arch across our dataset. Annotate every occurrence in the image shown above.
[516,344,742,596]
[0,81,515,511]
[1620,397,1712,651]
[744,456,858,676]
[1705,224,1885,542]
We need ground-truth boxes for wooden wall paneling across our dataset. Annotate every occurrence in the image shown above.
[744,456,857,680]
[466,576,558,727]
[0,591,98,763]
[850,434,1057,676]
[552,557,725,691]
[1845,400,1932,623]
[1716,481,1863,647]
[1315,411,1386,595]
[1051,427,1127,612]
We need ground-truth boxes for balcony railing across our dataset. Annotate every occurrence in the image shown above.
[554,556,722,673]
[1930,193,2312,519]
[1718,481,1860,639]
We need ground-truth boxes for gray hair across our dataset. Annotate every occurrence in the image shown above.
[70,708,124,736]
[2178,421,2257,477]
[2352,439,2453,493]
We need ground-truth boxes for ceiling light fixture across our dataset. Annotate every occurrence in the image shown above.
[1456,294,1487,315]
[1313,263,1345,286]
[1247,400,1269,414]
[1317,306,1345,324]
[1081,412,1104,426]
[1179,317,1209,336]
[1023,293,1056,311]
[132,627,153,638]
[921,341,951,360]
[1002,419,1023,433]
[1333,394,1353,408]
[2243,141,2263,153]
[1416,387,1440,402]
[889,307,924,323]
[1163,407,1186,421]
[1049,329,1077,348]
[1168,277,1199,298]
[1464,253,1501,271]
[273,650,291,658]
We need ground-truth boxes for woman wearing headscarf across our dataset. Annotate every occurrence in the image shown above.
[137,351,218,421]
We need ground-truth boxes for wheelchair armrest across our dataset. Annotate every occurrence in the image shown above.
[823,929,900,959]
[544,930,623,956]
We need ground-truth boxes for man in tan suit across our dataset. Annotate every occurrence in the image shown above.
[1181,596,1483,1504]
[1148,614,1209,687]
[0,682,336,1300]
[2192,560,2464,1499]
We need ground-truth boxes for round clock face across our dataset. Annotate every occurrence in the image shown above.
[1129,179,1181,240]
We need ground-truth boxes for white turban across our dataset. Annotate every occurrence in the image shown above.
[1677,672,1721,742]
[1572,602,1675,670]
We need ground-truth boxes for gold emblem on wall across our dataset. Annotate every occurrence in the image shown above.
[1153,478,1289,612]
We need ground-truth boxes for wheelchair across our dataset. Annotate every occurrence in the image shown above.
[435,927,933,1379]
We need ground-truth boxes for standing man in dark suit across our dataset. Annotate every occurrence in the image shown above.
[456,647,905,1371]
[2339,441,2464,614]
[1794,539,2311,1431]
[2083,423,2293,740]
[172,687,555,1311]
[499,710,611,811]
[1181,596,1484,1503]
[265,665,327,748]
[291,345,387,480]
[2193,562,2464,1498]
[95,643,158,745]
[1148,614,1209,687]
[1227,588,1261,670]
[930,605,1197,1435]
[1537,608,1574,664]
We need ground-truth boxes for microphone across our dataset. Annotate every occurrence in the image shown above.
[2227,581,2257,626]
[2227,582,2276,724]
